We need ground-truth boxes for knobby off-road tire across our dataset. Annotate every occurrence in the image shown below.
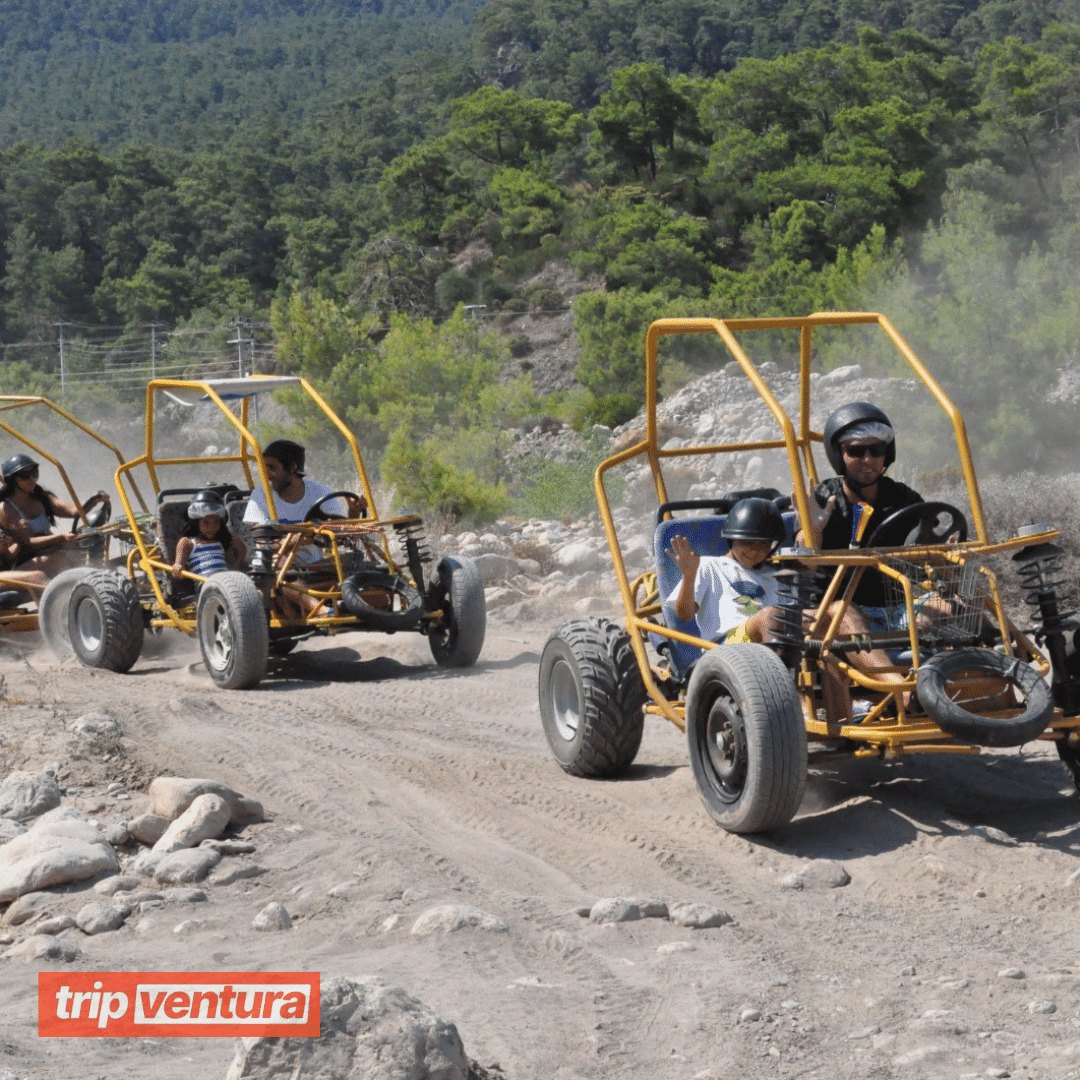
[915,648,1053,748]
[39,567,97,657]
[196,571,269,690]
[539,617,647,778]
[685,644,806,834]
[66,570,144,674]
[427,556,485,668]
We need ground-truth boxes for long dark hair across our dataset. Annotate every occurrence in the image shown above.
[0,479,59,525]
[180,513,234,546]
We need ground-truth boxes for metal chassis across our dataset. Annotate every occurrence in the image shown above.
[594,313,1080,759]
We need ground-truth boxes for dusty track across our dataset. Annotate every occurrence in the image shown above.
[2,617,1080,1079]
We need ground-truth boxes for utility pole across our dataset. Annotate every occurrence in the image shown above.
[227,320,249,378]
[149,323,160,380]
[55,322,66,392]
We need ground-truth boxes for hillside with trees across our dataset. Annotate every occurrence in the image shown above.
[2,0,1080,517]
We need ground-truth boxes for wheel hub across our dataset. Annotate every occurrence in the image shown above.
[704,697,747,799]
[550,658,581,741]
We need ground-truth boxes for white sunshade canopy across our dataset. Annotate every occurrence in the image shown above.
[160,377,302,406]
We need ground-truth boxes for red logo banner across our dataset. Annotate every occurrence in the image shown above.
[38,972,320,1037]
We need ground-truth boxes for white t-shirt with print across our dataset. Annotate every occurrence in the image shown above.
[666,554,780,642]
[243,480,342,525]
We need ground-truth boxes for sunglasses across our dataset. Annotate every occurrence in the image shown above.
[14,467,39,480]
[842,443,887,459]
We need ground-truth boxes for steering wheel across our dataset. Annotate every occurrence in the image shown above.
[70,495,111,534]
[862,501,968,548]
[303,491,366,523]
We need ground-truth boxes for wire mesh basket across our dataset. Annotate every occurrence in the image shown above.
[880,555,991,645]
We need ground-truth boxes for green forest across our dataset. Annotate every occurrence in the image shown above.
[3,0,1080,516]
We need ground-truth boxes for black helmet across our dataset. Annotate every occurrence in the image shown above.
[188,489,226,519]
[1,453,38,481]
[722,497,787,546]
[822,401,895,474]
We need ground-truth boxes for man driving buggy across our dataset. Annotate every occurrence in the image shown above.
[797,401,926,630]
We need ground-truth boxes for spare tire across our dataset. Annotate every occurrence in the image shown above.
[916,648,1054,747]
[340,570,422,631]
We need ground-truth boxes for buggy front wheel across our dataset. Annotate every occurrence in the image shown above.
[685,644,806,834]
[197,572,269,690]
[426,556,485,667]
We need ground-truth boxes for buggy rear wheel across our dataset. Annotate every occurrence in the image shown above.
[685,645,806,834]
[67,570,144,673]
[539,618,646,777]
[196,571,268,690]
[39,567,97,657]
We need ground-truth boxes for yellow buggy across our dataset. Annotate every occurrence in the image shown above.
[538,314,1080,833]
[0,395,142,648]
[64,376,485,689]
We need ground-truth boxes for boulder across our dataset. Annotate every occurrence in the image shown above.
[0,809,118,902]
[553,542,601,575]
[0,818,26,845]
[70,713,120,736]
[252,901,292,931]
[75,901,129,935]
[473,553,522,583]
[410,905,508,936]
[128,812,169,846]
[3,934,80,963]
[153,793,231,853]
[152,848,220,884]
[147,777,264,825]
[225,976,470,1080]
[0,771,62,823]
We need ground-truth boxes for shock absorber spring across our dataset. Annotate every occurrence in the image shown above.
[769,566,819,671]
[392,516,433,594]
[1013,539,1077,713]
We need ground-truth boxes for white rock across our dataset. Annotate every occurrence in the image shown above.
[153,793,232,853]
[0,771,62,822]
[410,905,508,936]
[208,863,267,887]
[589,898,641,924]
[76,901,128,935]
[70,713,120,736]
[148,776,264,825]
[3,890,55,925]
[0,818,26,844]
[36,915,77,935]
[128,812,169,846]
[3,933,79,962]
[657,941,696,955]
[94,875,142,895]
[473,553,522,582]
[0,808,118,902]
[163,888,207,904]
[1028,999,1057,1014]
[252,901,292,931]
[225,976,470,1080]
[998,968,1026,980]
[152,848,221,884]
[553,542,601,574]
[200,838,256,855]
[781,859,851,890]
[668,902,733,929]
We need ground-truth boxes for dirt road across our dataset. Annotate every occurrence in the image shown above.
[2,616,1080,1080]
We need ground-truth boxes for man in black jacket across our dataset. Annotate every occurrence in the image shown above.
[798,400,923,626]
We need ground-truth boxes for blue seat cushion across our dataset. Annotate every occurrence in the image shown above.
[652,511,797,676]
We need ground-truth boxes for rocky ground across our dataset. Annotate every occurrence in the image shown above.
[4,354,1080,1079]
